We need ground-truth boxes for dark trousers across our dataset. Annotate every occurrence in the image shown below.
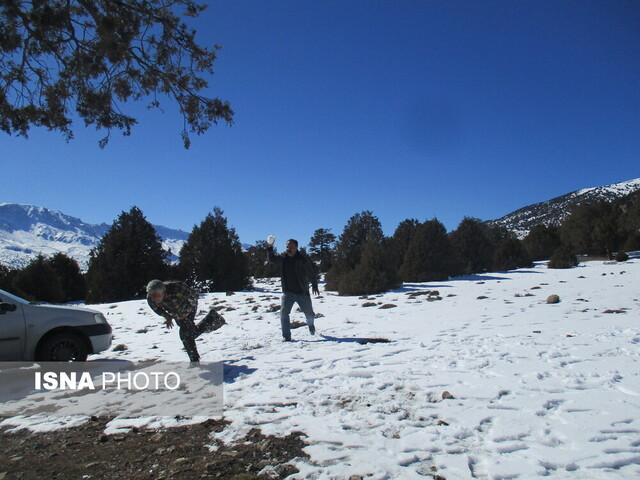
[176,309,225,362]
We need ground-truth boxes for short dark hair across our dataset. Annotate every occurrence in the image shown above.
[287,239,298,247]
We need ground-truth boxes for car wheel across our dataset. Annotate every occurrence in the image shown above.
[39,333,89,362]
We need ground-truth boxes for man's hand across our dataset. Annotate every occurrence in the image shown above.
[266,234,276,246]
[164,318,174,329]
[312,285,320,296]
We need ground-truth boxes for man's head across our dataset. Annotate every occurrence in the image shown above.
[286,239,299,256]
[146,279,166,303]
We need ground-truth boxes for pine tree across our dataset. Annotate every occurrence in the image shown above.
[561,201,622,257]
[179,207,251,292]
[86,207,168,303]
[246,241,281,278]
[493,237,533,271]
[12,255,65,303]
[390,218,419,266]
[336,239,400,295]
[326,211,398,294]
[308,228,337,272]
[326,211,384,290]
[449,217,496,274]
[400,219,456,282]
[0,264,14,292]
[523,225,562,261]
[48,253,86,301]
[1,1,232,149]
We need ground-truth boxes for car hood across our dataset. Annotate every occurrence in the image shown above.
[30,303,101,315]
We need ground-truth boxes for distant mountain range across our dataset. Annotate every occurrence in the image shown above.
[489,178,640,237]
[2,177,639,269]
[0,203,189,269]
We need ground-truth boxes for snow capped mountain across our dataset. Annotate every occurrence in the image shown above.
[490,177,640,238]
[0,203,189,269]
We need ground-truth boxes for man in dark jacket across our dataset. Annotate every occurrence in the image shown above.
[266,237,320,341]
[146,280,226,362]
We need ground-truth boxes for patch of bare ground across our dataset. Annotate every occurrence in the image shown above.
[0,418,308,480]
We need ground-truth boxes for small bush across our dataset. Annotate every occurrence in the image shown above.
[615,250,629,262]
[548,246,579,269]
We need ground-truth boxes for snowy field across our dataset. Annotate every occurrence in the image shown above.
[2,259,640,479]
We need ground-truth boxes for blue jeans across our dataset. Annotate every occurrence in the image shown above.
[281,292,315,340]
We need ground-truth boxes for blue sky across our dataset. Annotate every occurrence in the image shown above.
[2,0,639,248]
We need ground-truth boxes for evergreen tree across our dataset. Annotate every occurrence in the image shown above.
[336,239,400,295]
[308,228,337,272]
[449,217,496,274]
[523,225,562,261]
[493,237,533,271]
[326,211,385,291]
[86,207,168,303]
[400,219,456,282]
[326,212,398,294]
[246,241,281,279]
[179,207,251,292]
[48,253,86,301]
[0,264,16,294]
[623,233,640,252]
[1,1,232,149]
[390,218,419,266]
[620,191,640,251]
[12,255,65,303]
[561,201,621,257]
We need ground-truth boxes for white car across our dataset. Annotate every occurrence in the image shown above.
[0,288,112,361]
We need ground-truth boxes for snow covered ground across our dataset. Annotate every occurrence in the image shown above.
[2,259,640,479]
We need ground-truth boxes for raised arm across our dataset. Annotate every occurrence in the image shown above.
[266,245,284,266]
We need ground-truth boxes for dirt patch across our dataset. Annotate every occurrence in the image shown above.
[603,308,626,314]
[0,418,308,480]
[356,338,390,345]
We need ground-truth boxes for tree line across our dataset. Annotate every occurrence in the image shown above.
[1,190,638,302]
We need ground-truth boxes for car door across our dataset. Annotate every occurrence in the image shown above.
[0,292,26,360]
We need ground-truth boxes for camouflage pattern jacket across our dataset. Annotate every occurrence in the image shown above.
[147,281,198,321]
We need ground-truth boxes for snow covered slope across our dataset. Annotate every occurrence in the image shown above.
[3,259,640,479]
[491,177,640,238]
[0,203,188,269]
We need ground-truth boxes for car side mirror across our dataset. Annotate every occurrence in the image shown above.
[0,302,17,314]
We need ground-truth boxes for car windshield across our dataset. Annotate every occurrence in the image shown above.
[0,288,29,305]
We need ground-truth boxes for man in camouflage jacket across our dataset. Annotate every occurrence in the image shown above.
[146,280,225,362]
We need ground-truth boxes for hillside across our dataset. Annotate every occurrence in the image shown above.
[490,177,640,237]
[0,203,189,269]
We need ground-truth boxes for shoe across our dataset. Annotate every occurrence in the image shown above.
[309,324,316,335]
[283,337,292,342]
[189,360,200,368]
[202,310,226,333]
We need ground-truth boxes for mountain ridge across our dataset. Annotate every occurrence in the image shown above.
[0,203,189,269]
[2,176,639,269]
[489,177,640,237]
